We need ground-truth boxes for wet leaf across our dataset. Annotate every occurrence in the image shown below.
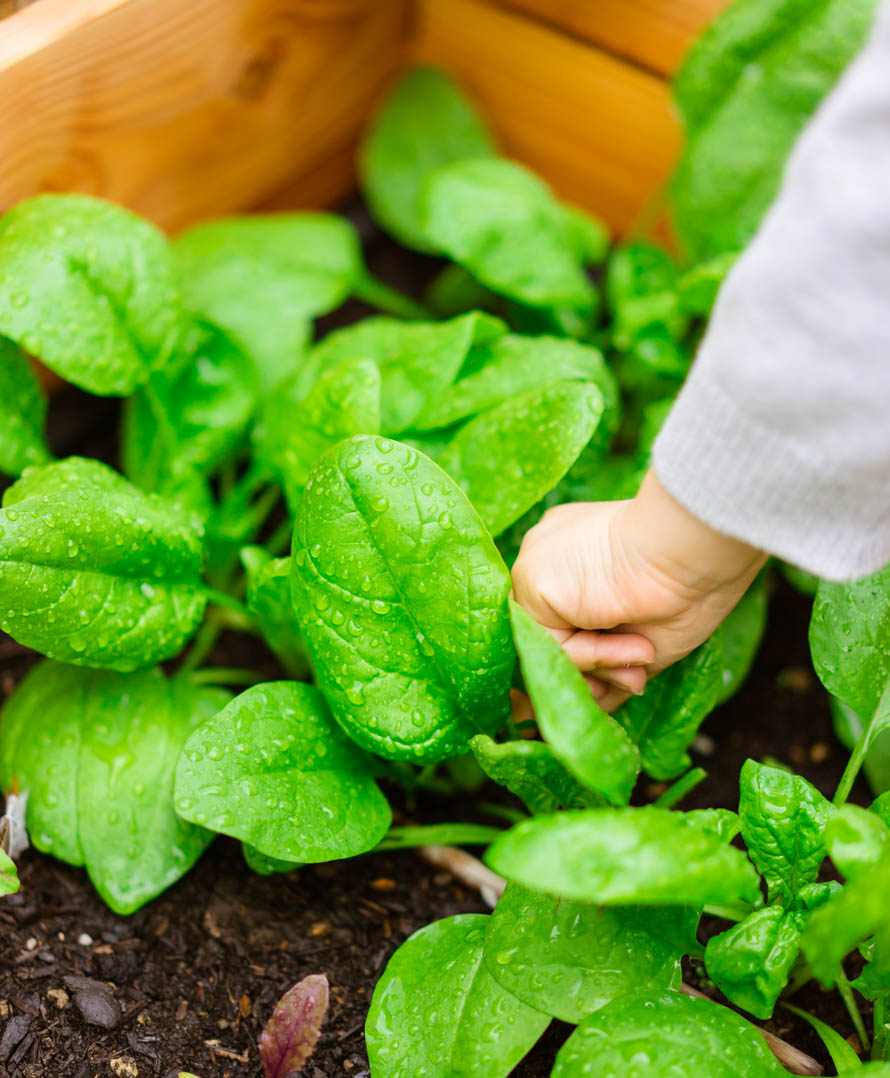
[0,339,52,477]
[241,549,310,679]
[0,848,18,896]
[470,735,603,815]
[260,973,329,1078]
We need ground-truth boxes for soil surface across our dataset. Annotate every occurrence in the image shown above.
[0,206,871,1076]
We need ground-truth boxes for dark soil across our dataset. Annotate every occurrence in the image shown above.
[0,205,871,1077]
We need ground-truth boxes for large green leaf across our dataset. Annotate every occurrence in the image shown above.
[303,311,505,434]
[0,849,18,896]
[421,158,598,310]
[0,661,226,914]
[486,807,761,905]
[0,339,52,476]
[672,0,878,260]
[291,436,513,763]
[174,682,391,862]
[616,636,723,780]
[824,803,889,878]
[0,458,206,670]
[366,914,550,1078]
[470,735,603,815]
[509,601,638,804]
[0,194,187,395]
[738,760,833,905]
[553,990,788,1077]
[705,906,805,1018]
[359,67,496,251]
[416,334,619,436]
[121,321,258,497]
[174,213,361,393]
[439,382,604,537]
[484,883,694,1022]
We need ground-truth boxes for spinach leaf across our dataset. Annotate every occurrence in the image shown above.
[717,574,769,704]
[0,458,207,670]
[616,636,723,780]
[439,382,604,537]
[417,333,619,440]
[421,158,599,310]
[0,194,187,395]
[122,321,258,499]
[671,0,878,260]
[304,311,506,434]
[484,883,693,1022]
[607,242,684,351]
[291,436,513,762]
[425,263,498,318]
[832,695,890,797]
[0,339,52,476]
[470,735,604,815]
[739,760,833,906]
[705,906,805,1018]
[243,843,301,876]
[241,548,310,678]
[174,682,391,862]
[0,848,18,895]
[509,601,639,804]
[552,990,787,1077]
[365,914,550,1078]
[360,66,496,251]
[174,213,362,394]
[0,660,227,914]
[274,357,381,513]
[823,804,889,878]
[486,807,761,906]
[676,252,738,315]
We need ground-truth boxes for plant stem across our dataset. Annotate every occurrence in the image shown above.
[834,680,890,806]
[837,977,870,1052]
[354,272,433,320]
[201,589,251,622]
[873,996,887,1061]
[655,767,707,809]
[189,667,263,686]
[179,610,225,675]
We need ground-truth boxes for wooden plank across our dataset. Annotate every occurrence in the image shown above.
[411,0,680,235]
[0,0,408,232]
[0,1,39,19]
[488,0,730,77]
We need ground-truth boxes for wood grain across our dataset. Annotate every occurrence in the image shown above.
[0,0,408,232]
[411,0,680,235]
[0,0,39,19]
[487,0,730,76]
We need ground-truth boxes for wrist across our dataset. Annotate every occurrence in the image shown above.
[619,469,767,595]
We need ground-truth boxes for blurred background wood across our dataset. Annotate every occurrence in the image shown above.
[0,0,37,18]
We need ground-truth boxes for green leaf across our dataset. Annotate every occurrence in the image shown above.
[509,601,638,804]
[676,252,738,315]
[274,357,381,513]
[470,735,603,815]
[705,906,805,1018]
[241,548,309,678]
[421,158,598,310]
[824,804,889,878]
[425,263,498,318]
[484,883,693,1022]
[173,213,361,393]
[417,333,619,439]
[832,695,890,797]
[781,1001,865,1074]
[485,807,762,906]
[717,574,769,704]
[0,458,207,670]
[552,990,788,1077]
[291,436,513,763]
[439,382,603,537]
[242,842,301,876]
[304,311,506,435]
[671,0,878,260]
[739,759,833,906]
[0,194,187,395]
[174,682,391,863]
[616,637,723,780]
[0,339,52,476]
[122,321,258,497]
[0,660,226,913]
[0,849,19,896]
[365,914,550,1078]
[377,823,503,850]
[811,564,890,749]
[359,66,496,251]
[606,242,684,352]
[802,850,890,986]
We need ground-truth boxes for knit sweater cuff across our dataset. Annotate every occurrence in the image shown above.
[653,366,890,582]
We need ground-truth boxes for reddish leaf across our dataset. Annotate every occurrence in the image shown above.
[260,973,329,1078]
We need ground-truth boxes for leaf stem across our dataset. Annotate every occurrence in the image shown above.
[189,667,263,686]
[655,767,708,809]
[376,823,504,851]
[179,610,225,675]
[354,272,434,321]
[834,680,890,806]
[200,589,251,622]
[837,977,870,1052]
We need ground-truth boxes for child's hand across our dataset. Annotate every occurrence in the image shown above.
[512,469,767,711]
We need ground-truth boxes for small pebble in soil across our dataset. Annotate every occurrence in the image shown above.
[65,976,122,1029]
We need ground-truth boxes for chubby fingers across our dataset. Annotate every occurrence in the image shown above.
[584,676,632,714]
[561,630,655,672]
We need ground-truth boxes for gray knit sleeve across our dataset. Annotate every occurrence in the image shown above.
[654,1,890,582]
